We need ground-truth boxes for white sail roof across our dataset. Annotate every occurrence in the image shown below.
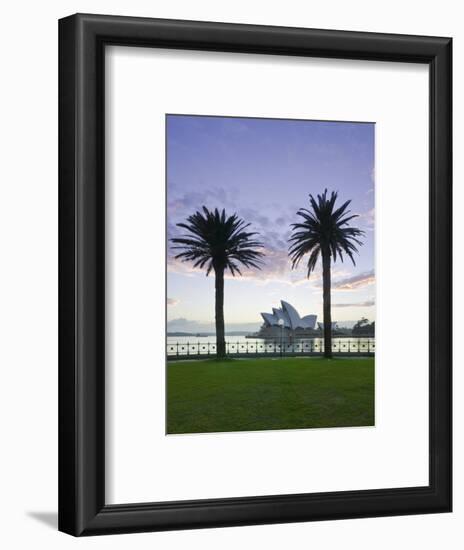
[260,301,317,330]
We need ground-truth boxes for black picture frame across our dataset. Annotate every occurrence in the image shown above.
[59,13,452,536]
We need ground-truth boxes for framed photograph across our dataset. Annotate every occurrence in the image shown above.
[59,14,452,536]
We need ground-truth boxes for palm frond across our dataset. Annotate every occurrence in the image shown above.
[288,189,365,277]
[170,207,264,276]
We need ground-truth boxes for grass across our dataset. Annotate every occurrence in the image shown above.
[167,357,374,434]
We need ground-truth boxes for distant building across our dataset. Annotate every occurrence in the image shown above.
[256,301,317,338]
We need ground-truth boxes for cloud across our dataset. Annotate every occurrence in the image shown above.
[331,270,375,290]
[168,215,297,284]
[238,207,271,228]
[168,245,311,287]
[167,297,179,306]
[167,197,371,289]
[357,208,375,231]
[168,222,324,287]
[167,186,234,220]
[167,186,264,247]
[168,219,373,292]
[167,256,204,276]
[333,299,375,308]
[167,187,238,244]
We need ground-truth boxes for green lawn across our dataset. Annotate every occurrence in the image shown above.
[167,357,374,434]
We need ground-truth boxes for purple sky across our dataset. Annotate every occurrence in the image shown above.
[167,115,375,332]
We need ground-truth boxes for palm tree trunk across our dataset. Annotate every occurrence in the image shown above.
[322,251,332,359]
[214,267,226,358]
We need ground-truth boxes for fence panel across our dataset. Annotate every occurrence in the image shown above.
[167,338,375,359]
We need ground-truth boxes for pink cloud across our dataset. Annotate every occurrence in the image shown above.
[331,270,375,290]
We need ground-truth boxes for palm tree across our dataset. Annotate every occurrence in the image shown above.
[288,190,364,358]
[171,207,263,358]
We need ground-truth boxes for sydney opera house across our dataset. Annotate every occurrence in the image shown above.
[257,301,317,338]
